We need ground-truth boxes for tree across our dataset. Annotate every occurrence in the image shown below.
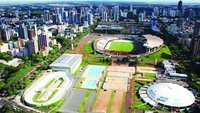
[0,52,12,61]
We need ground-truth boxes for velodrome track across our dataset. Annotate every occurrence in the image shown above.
[23,72,72,107]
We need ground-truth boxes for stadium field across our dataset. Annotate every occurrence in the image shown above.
[108,42,134,52]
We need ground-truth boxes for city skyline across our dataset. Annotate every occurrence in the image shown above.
[1,0,200,5]
[0,0,200,112]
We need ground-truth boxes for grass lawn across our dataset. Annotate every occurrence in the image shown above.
[57,78,65,88]
[85,41,94,54]
[143,73,156,80]
[108,41,134,52]
[33,92,44,103]
[78,91,91,113]
[45,78,56,88]
[121,93,126,113]
[81,58,110,66]
[48,90,58,101]
[132,95,151,110]
[106,91,115,113]
[134,81,148,87]
[32,89,58,103]
[140,45,172,62]
[74,77,86,88]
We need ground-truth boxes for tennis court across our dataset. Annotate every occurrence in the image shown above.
[107,71,131,78]
[108,66,135,74]
[103,81,128,92]
[105,76,128,84]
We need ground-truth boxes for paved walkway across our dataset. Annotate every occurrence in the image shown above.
[125,79,133,113]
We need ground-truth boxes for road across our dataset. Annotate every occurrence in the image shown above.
[0,98,42,113]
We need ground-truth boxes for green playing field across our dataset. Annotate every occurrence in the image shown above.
[108,41,134,52]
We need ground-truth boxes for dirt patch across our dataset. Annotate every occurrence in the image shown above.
[93,90,112,113]
[103,76,128,92]
[70,33,99,55]
[137,66,157,73]
[111,91,124,113]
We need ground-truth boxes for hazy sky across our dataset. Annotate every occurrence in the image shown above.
[0,0,200,4]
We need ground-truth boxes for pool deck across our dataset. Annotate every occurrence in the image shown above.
[82,79,98,89]
[82,65,105,79]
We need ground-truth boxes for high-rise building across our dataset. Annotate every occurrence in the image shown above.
[18,23,28,39]
[75,13,82,24]
[189,9,196,18]
[138,12,145,22]
[27,23,39,55]
[130,4,133,12]
[0,16,2,25]
[151,17,157,29]
[113,6,119,21]
[27,40,39,55]
[56,14,62,24]
[87,13,93,25]
[169,9,176,17]
[178,0,183,17]
[102,11,108,22]
[28,10,31,17]
[154,7,160,16]
[0,28,2,40]
[28,29,35,40]
[69,10,76,24]
[178,0,183,11]
[177,18,185,31]
[56,8,60,14]
[190,20,200,56]
[43,10,50,21]
[52,14,57,24]
[38,34,49,50]
[133,9,137,15]
[62,11,68,22]
[15,10,19,17]
[1,28,11,41]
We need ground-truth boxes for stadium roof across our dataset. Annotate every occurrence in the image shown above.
[169,73,188,78]
[49,54,82,68]
[143,35,164,49]
[146,83,195,107]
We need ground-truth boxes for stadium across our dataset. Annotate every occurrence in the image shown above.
[138,83,195,110]
[93,34,163,57]
[23,71,72,107]
[93,37,135,56]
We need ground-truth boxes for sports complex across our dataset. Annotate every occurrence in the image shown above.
[93,34,163,57]
[81,65,105,89]
[20,33,196,113]
[23,72,72,107]
[138,83,195,110]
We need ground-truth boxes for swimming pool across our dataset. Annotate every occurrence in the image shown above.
[82,79,98,89]
[82,65,105,79]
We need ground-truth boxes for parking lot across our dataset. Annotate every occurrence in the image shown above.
[59,89,86,113]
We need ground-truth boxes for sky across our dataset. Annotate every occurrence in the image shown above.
[0,0,200,4]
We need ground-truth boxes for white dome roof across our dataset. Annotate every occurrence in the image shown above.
[147,83,195,107]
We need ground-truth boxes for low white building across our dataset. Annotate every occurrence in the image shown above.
[49,54,82,74]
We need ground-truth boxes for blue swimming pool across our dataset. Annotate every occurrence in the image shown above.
[82,65,105,78]
[82,79,97,89]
